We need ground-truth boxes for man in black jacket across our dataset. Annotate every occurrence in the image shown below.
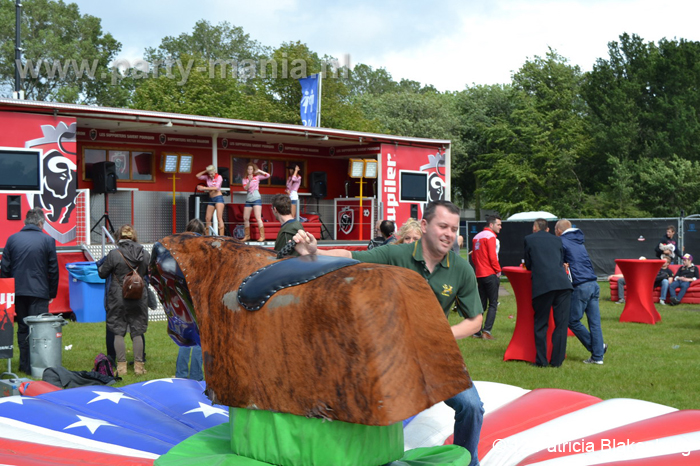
[655,225,677,261]
[668,253,699,305]
[1,208,59,374]
[524,218,573,367]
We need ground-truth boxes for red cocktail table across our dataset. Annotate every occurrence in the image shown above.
[616,259,663,324]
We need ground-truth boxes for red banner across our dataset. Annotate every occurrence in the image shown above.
[380,144,447,225]
[0,278,15,359]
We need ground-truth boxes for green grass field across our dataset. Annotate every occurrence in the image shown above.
[452,281,700,410]
[5,281,699,410]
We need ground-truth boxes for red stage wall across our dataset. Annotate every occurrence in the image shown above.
[380,144,447,224]
[0,112,78,247]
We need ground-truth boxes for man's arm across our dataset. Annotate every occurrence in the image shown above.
[293,230,352,258]
[487,236,500,274]
[451,314,483,339]
[523,238,532,270]
[47,241,59,299]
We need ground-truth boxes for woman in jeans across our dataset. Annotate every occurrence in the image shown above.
[195,165,225,236]
[242,162,270,241]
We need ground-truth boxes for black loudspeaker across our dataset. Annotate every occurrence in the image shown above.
[92,161,117,194]
[7,195,21,220]
[217,167,230,189]
[310,171,327,199]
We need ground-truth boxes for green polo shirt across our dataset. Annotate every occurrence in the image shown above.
[351,239,482,319]
[275,219,304,257]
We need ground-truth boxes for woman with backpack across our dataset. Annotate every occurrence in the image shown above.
[97,224,150,376]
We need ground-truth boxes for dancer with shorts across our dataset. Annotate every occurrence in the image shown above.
[242,162,270,241]
[196,165,225,236]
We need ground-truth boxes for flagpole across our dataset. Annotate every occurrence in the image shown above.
[316,73,322,127]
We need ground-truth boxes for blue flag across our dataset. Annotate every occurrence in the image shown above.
[299,74,320,127]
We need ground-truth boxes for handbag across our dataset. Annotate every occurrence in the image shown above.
[117,250,144,299]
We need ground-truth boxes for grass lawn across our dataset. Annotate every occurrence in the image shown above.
[5,280,699,411]
[452,280,700,411]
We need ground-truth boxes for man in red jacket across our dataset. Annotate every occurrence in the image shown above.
[471,215,502,339]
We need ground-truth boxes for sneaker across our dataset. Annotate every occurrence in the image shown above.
[472,332,482,339]
[481,331,495,340]
[670,297,680,306]
[616,299,625,304]
[583,358,604,365]
[659,299,666,305]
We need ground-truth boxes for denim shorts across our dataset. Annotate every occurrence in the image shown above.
[208,195,224,205]
[245,199,262,207]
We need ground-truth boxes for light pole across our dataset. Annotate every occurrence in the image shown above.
[14,0,24,99]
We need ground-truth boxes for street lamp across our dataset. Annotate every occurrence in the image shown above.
[161,153,193,234]
[347,158,378,241]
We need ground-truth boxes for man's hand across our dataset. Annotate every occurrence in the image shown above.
[293,230,319,256]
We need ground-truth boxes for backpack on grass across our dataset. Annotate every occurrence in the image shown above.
[93,353,116,378]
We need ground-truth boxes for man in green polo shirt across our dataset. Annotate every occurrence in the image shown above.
[293,200,484,466]
[272,194,304,257]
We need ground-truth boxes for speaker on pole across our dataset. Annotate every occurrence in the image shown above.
[217,167,230,189]
[310,171,327,199]
[92,161,117,194]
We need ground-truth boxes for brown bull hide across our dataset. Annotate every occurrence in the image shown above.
[157,234,471,426]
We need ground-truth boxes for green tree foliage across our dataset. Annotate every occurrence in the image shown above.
[452,84,515,211]
[0,0,122,104]
[473,49,589,217]
[345,64,398,97]
[131,54,259,119]
[134,26,377,131]
[132,20,276,120]
[354,87,464,173]
[583,33,700,216]
[145,20,268,63]
[637,155,700,217]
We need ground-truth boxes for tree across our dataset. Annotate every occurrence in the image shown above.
[452,84,515,211]
[344,64,398,97]
[636,155,700,217]
[0,0,122,104]
[143,19,269,86]
[583,34,700,196]
[475,49,589,217]
[253,41,378,131]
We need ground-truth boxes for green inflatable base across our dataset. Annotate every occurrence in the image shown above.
[229,407,403,466]
[155,422,470,466]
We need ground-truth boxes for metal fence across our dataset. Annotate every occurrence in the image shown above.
[466,217,685,277]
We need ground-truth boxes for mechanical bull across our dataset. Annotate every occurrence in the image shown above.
[149,234,473,465]
[150,233,471,424]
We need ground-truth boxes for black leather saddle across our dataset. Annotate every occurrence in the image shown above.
[237,255,360,311]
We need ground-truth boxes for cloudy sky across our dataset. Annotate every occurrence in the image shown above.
[69,0,700,92]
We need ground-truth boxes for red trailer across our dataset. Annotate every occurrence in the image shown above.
[0,98,451,314]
